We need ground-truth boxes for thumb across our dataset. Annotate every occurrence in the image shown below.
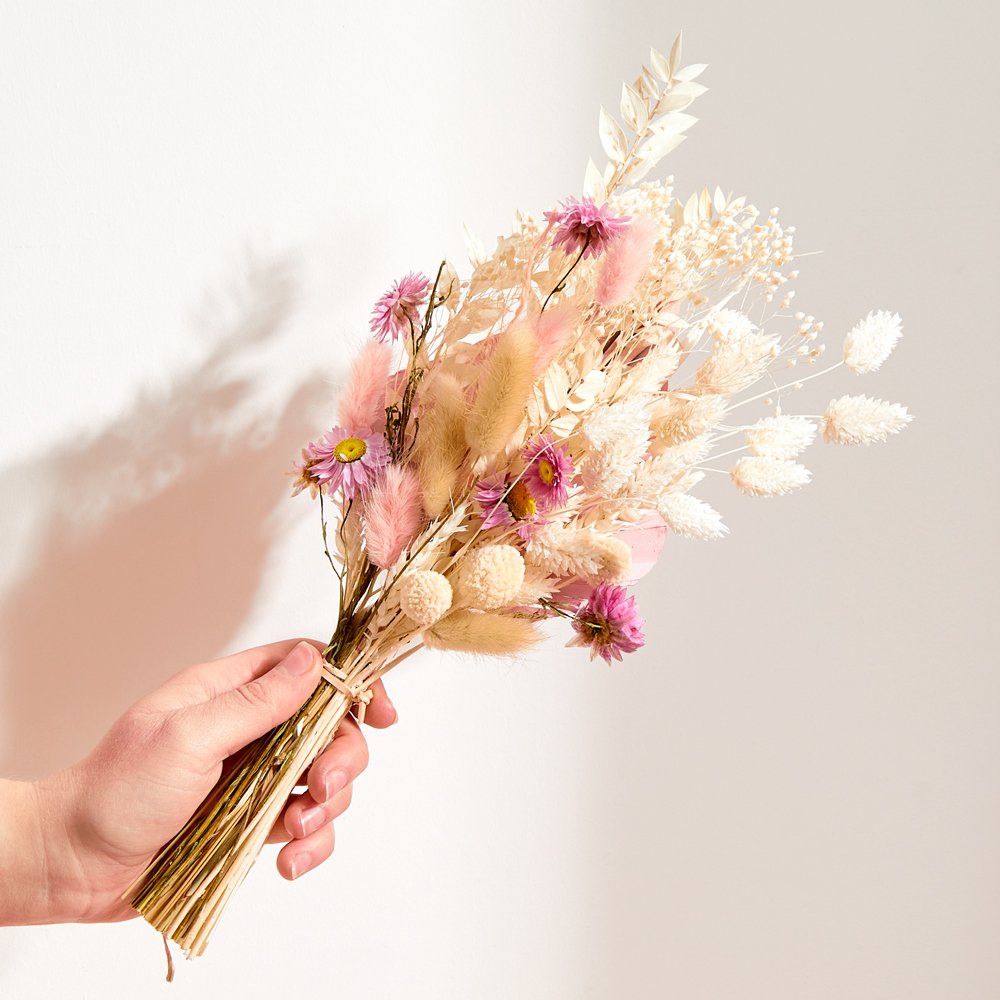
[189,641,323,760]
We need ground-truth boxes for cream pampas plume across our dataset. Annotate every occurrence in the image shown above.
[596,215,658,307]
[731,456,811,496]
[822,395,913,444]
[456,544,525,610]
[658,493,728,540]
[466,320,538,459]
[843,310,902,374]
[363,465,425,569]
[415,372,468,517]
[398,570,453,626]
[424,610,542,655]
[337,341,392,434]
[745,415,817,459]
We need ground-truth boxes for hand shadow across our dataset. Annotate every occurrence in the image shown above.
[0,247,333,779]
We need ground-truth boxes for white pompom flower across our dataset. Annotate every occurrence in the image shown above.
[398,570,453,627]
[456,544,525,610]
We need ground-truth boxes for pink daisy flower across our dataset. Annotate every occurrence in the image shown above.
[544,196,631,260]
[569,583,646,663]
[474,473,544,542]
[523,435,574,510]
[307,426,388,500]
[369,271,430,342]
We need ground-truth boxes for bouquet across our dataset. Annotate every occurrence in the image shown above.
[126,34,911,959]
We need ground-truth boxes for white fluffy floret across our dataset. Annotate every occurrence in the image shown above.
[456,544,525,610]
[398,570,453,626]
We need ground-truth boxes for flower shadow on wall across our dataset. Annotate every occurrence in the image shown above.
[0,250,330,780]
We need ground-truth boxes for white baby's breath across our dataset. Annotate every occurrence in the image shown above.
[822,395,913,444]
[843,310,902,374]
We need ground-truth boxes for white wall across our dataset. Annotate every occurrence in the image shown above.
[1,2,997,998]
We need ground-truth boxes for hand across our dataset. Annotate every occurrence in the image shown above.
[0,639,396,925]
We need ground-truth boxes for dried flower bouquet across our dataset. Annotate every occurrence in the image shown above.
[126,34,911,958]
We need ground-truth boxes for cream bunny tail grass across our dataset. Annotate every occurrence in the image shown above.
[465,320,538,460]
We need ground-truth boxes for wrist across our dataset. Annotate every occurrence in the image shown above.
[0,774,91,925]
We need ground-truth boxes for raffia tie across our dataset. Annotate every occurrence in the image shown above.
[320,663,374,725]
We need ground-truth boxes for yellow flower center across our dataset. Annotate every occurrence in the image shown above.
[537,458,556,486]
[505,480,537,520]
[334,437,367,463]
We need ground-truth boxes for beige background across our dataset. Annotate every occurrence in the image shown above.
[1,1,996,997]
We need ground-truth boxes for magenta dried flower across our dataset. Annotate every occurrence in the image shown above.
[569,583,645,663]
[370,271,430,342]
[544,196,631,260]
[306,426,389,500]
[522,435,574,510]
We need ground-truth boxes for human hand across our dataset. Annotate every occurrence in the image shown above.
[0,639,396,925]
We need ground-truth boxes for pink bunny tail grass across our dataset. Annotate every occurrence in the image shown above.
[595,215,657,308]
[337,340,392,435]
[534,301,577,376]
[363,464,425,569]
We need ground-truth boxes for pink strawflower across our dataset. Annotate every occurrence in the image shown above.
[289,444,325,499]
[569,583,646,663]
[474,472,544,542]
[370,271,430,342]
[522,435,574,510]
[308,426,389,500]
[544,196,631,260]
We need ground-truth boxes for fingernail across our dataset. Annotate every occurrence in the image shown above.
[323,769,347,800]
[386,696,399,724]
[299,805,323,837]
[289,852,310,880]
[283,642,317,678]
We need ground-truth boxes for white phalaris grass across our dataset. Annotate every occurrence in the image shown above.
[398,570,453,627]
[822,394,913,444]
[745,415,817,459]
[658,493,728,540]
[843,310,902,374]
[525,523,632,583]
[455,544,525,610]
[730,456,812,496]
[582,397,652,493]
[650,394,726,447]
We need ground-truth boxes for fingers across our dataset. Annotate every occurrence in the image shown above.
[359,678,398,729]
[277,822,335,881]
[180,641,323,760]
[160,638,327,707]
[267,784,354,843]
[308,716,370,804]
